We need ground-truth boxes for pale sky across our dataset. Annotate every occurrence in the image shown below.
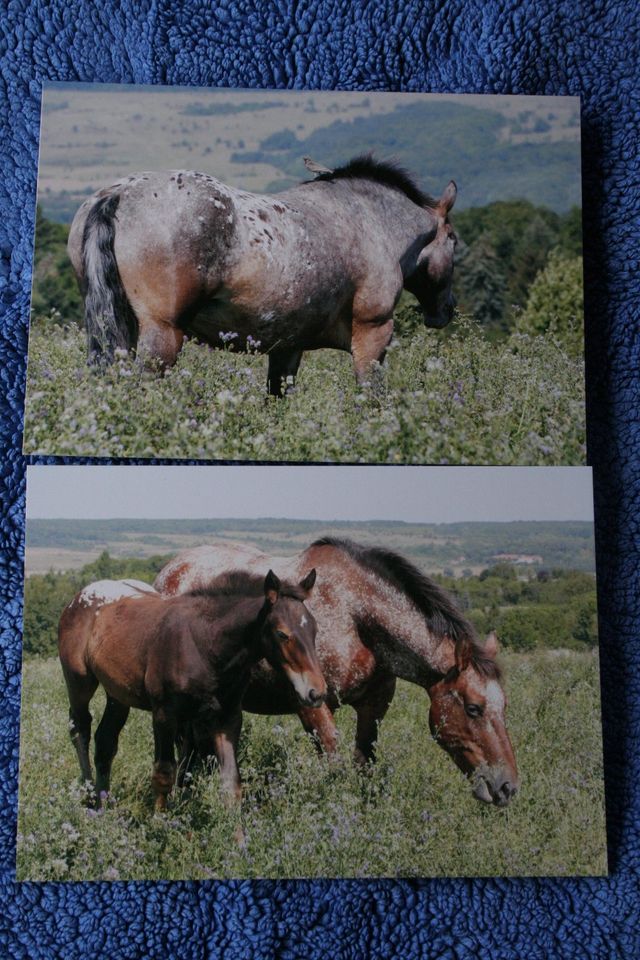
[26,466,594,524]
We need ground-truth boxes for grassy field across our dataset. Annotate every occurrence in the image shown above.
[24,319,585,464]
[17,649,607,881]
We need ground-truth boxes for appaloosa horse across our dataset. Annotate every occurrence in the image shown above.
[58,570,324,809]
[67,155,457,394]
[155,538,519,808]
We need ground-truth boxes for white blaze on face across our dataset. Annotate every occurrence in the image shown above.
[484,679,505,715]
[480,679,506,738]
[300,614,308,628]
[283,668,317,703]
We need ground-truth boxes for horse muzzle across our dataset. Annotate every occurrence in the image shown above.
[471,767,519,808]
[300,686,327,708]
[286,668,327,708]
[422,294,456,330]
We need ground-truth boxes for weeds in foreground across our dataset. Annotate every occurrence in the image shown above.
[24,318,585,464]
[17,650,606,880]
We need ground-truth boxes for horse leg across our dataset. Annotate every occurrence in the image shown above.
[151,710,177,812]
[297,703,338,756]
[267,349,303,397]
[351,318,394,386]
[353,673,396,766]
[94,696,130,803]
[176,721,198,788]
[206,711,243,804]
[63,670,99,787]
[136,316,185,370]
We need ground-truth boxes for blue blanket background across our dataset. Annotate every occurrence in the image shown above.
[1,2,638,957]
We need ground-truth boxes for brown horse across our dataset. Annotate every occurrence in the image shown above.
[58,570,324,809]
[155,538,519,807]
[67,155,457,395]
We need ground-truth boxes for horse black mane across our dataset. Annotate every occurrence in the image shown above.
[189,570,307,602]
[308,155,437,209]
[311,537,501,678]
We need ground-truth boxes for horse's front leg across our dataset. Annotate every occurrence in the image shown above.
[297,702,338,756]
[267,349,303,397]
[176,721,197,788]
[352,672,396,766]
[151,708,177,812]
[351,317,394,386]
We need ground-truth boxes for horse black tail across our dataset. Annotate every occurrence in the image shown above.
[81,194,138,364]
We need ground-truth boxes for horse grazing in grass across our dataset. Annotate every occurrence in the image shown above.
[67,155,458,395]
[155,538,519,808]
[58,570,324,809]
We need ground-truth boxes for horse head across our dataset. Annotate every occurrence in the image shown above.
[427,631,519,807]
[260,569,327,708]
[404,181,458,329]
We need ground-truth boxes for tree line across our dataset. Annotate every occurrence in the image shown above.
[23,553,598,658]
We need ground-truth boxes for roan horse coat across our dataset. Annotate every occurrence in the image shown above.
[68,156,458,394]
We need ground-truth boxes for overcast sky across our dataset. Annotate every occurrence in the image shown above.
[26,466,594,524]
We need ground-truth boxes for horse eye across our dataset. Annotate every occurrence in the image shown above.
[465,703,483,718]
[275,630,289,642]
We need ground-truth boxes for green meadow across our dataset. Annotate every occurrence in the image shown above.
[24,315,585,464]
[17,648,606,881]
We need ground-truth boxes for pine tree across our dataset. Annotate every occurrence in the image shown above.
[456,233,507,334]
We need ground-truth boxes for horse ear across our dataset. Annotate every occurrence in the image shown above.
[298,568,316,595]
[454,634,472,672]
[264,569,281,605]
[484,630,499,659]
[438,180,457,214]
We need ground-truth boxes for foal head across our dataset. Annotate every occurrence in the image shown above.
[404,180,458,329]
[427,631,519,808]
[260,569,327,708]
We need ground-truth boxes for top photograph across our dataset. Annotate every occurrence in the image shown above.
[24,84,585,464]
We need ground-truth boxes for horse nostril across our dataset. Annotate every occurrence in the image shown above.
[308,688,323,705]
[500,780,515,799]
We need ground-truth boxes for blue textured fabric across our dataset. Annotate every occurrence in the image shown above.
[1,1,639,957]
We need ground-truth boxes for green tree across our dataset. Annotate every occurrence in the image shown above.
[497,608,537,651]
[570,597,599,646]
[455,233,507,334]
[516,250,584,357]
[31,206,83,324]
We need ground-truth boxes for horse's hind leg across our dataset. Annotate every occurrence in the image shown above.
[94,696,130,803]
[353,673,396,766]
[63,669,99,787]
[151,709,177,812]
[136,316,185,370]
[267,349,303,397]
[206,710,243,804]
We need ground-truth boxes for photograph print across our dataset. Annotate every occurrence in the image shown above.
[24,84,585,464]
[18,465,606,881]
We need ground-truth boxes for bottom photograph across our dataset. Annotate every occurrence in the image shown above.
[18,464,607,881]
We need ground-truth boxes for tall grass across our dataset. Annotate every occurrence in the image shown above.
[24,318,585,464]
[17,649,607,880]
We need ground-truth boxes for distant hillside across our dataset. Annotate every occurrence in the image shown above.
[37,87,581,223]
[255,102,581,211]
[25,518,595,575]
